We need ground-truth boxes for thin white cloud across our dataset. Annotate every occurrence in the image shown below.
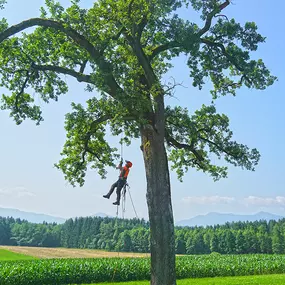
[0,186,35,198]
[182,195,285,207]
[182,195,235,205]
[244,196,285,206]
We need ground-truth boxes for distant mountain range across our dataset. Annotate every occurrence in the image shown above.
[1,207,283,227]
[92,212,111,218]
[0,207,66,224]
[0,207,113,224]
[176,211,284,227]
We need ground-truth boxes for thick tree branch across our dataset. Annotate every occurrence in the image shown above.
[99,26,124,55]
[80,114,137,168]
[128,0,135,19]
[78,114,112,170]
[165,131,204,162]
[215,14,229,21]
[201,38,253,84]
[0,18,100,58]
[196,0,230,37]
[88,114,112,134]
[122,29,156,88]
[149,0,230,60]
[85,147,104,162]
[122,28,164,133]
[150,41,180,60]
[187,158,204,170]
[15,70,31,112]
[137,15,148,40]
[64,55,85,67]
[79,60,88,74]
[86,114,137,144]
[0,18,123,98]
[31,63,93,83]
[198,135,245,161]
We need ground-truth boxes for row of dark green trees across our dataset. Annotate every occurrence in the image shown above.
[1,216,285,254]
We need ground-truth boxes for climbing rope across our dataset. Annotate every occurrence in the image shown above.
[112,184,141,280]
[112,210,120,281]
[111,134,141,280]
[115,183,138,219]
[120,142,123,162]
[114,134,139,219]
[126,183,139,219]
[122,184,127,219]
[120,132,124,161]
[115,133,124,218]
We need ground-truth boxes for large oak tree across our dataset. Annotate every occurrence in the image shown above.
[0,0,276,284]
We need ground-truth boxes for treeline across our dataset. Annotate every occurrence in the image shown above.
[1,216,285,254]
[0,217,61,247]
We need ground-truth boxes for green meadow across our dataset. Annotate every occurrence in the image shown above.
[83,274,285,285]
[0,249,35,261]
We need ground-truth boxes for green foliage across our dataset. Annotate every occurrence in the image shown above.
[0,0,6,9]
[2,255,285,284]
[54,95,141,185]
[55,99,118,185]
[0,18,8,32]
[0,0,276,183]
[166,105,260,181]
[2,216,285,256]
[0,217,61,248]
[272,224,284,254]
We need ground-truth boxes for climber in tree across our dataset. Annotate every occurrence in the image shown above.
[103,160,133,205]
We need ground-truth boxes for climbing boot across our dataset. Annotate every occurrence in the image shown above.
[113,201,120,205]
[103,194,110,199]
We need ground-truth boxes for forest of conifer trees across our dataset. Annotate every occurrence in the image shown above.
[1,216,285,254]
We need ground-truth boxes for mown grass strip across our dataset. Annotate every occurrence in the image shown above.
[81,274,285,285]
[0,249,35,261]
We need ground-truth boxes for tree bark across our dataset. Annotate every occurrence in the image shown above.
[141,124,176,285]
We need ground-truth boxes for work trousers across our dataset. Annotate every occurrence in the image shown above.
[108,178,126,203]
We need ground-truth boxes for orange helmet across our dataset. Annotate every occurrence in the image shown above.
[125,160,133,168]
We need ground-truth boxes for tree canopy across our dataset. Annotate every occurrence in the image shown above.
[0,0,276,186]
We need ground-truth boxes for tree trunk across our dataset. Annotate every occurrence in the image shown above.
[141,124,176,285]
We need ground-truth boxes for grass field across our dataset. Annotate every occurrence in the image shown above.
[82,274,285,285]
[0,246,149,259]
[0,249,35,261]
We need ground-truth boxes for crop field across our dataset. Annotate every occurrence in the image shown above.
[0,246,150,259]
[2,254,285,285]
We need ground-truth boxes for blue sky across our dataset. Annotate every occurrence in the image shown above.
[0,0,284,221]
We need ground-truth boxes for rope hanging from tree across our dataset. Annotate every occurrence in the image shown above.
[115,136,139,219]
